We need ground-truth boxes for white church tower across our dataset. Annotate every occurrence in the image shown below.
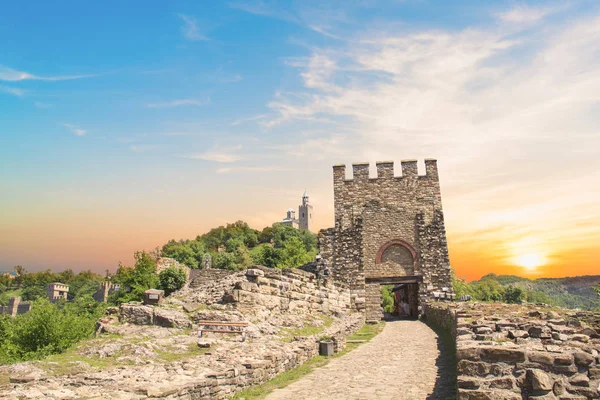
[298,190,313,232]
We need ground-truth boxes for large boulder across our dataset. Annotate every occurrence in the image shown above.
[119,304,154,325]
[153,308,192,329]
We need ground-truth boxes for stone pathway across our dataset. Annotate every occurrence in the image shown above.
[264,320,455,400]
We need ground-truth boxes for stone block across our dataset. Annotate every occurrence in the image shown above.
[529,351,556,366]
[574,351,594,367]
[509,330,529,339]
[119,304,154,325]
[527,368,554,391]
[457,347,481,361]
[457,360,491,376]
[569,374,590,387]
[479,346,526,363]
[153,308,192,329]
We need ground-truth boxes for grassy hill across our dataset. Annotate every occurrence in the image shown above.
[474,274,600,311]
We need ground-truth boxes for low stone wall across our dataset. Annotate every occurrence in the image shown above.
[118,304,192,329]
[0,297,31,317]
[425,302,600,400]
[230,266,352,316]
[188,268,238,289]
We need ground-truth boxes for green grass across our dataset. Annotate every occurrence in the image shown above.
[279,315,334,343]
[231,322,384,400]
[155,342,208,362]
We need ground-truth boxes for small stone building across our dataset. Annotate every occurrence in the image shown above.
[47,282,69,302]
[319,160,454,322]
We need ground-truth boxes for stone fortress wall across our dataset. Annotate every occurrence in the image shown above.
[0,296,31,317]
[319,159,454,322]
[425,302,600,399]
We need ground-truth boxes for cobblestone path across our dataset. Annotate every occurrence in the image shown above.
[264,320,455,400]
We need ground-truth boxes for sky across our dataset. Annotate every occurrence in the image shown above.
[1,0,599,281]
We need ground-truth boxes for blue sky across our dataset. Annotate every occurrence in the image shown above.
[1,0,600,279]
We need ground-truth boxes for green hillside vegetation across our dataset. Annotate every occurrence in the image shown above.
[0,221,318,365]
[453,273,600,311]
[161,221,318,270]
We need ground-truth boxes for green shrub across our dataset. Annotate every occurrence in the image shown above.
[0,297,105,364]
[159,267,187,296]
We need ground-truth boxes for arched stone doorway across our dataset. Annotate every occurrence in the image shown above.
[365,240,422,322]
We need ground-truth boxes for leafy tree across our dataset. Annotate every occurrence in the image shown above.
[160,221,319,271]
[381,286,395,313]
[214,252,238,270]
[20,285,46,302]
[451,272,474,298]
[161,240,200,269]
[158,267,187,296]
[472,278,505,302]
[110,251,159,304]
[503,286,525,304]
[593,283,600,296]
[278,236,315,269]
[0,298,105,363]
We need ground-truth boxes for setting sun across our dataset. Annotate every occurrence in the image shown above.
[516,253,545,270]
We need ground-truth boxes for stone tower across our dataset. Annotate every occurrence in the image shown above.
[298,190,313,232]
[318,159,453,322]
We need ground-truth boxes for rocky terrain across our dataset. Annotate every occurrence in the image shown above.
[0,267,363,399]
[426,302,600,399]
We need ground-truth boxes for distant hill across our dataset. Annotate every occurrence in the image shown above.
[475,274,600,311]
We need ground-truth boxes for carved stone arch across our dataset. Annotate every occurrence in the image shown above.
[375,240,418,276]
[375,240,417,264]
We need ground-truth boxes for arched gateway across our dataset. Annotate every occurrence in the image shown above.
[318,160,454,322]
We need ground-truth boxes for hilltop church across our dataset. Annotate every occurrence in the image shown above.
[280,191,313,232]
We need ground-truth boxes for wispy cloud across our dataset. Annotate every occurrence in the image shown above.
[63,123,86,136]
[0,84,25,96]
[229,1,299,23]
[146,98,210,108]
[496,4,556,23]
[258,8,600,271]
[229,1,348,40]
[0,65,98,82]
[230,114,268,126]
[178,14,209,41]
[180,144,243,163]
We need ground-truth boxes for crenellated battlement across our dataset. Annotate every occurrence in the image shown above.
[333,159,438,183]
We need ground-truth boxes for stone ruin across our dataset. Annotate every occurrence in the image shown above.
[319,159,454,322]
[426,302,600,399]
[0,296,31,317]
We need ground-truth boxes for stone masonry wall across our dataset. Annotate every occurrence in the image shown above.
[318,223,366,312]
[425,302,600,400]
[320,159,453,321]
[231,266,352,316]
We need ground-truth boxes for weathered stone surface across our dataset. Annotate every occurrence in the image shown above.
[527,368,554,391]
[119,304,154,325]
[573,351,594,367]
[509,330,529,339]
[153,308,192,329]
[529,351,555,366]
[319,160,454,321]
[426,302,600,400]
[569,374,590,387]
[479,346,526,363]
